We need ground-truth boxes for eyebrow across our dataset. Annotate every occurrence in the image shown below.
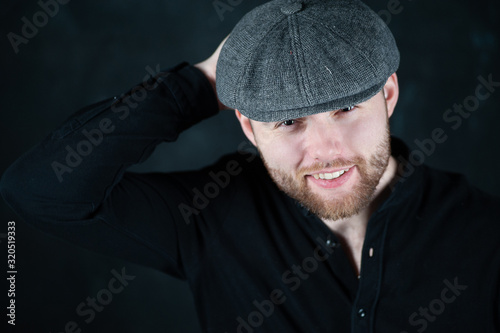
[253,120,278,129]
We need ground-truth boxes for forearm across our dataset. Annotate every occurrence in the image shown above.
[0,62,219,223]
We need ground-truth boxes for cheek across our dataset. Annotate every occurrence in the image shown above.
[257,132,304,172]
[344,112,387,156]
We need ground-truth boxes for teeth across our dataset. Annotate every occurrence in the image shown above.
[313,168,349,180]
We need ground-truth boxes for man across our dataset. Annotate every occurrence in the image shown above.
[1,0,499,332]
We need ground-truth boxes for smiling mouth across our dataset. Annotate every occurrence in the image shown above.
[311,167,352,180]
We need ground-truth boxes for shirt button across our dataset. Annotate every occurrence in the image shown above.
[358,308,366,318]
[325,239,338,248]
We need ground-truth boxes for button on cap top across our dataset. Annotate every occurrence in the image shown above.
[280,2,303,15]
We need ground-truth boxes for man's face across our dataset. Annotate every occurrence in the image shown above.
[237,77,398,222]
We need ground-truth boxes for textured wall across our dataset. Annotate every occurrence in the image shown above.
[1,0,499,332]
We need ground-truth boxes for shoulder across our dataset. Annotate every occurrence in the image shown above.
[421,165,500,211]
[390,136,499,218]
[413,164,500,238]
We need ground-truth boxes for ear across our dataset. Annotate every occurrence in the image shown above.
[235,109,257,146]
[383,73,399,118]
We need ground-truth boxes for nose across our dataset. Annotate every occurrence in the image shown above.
[304,120,343,161]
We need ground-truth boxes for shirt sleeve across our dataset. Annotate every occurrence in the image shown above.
[0,62,220,278]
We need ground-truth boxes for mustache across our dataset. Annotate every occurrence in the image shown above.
[297,156,365,176]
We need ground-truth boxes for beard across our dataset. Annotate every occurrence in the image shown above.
[260,122,391,221]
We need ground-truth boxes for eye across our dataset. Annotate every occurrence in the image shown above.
[341,106,355,112]
[275,119,296,128]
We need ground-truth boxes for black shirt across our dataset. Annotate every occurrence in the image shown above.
[1,62,499,333]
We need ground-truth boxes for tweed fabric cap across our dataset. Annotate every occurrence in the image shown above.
[216,0,400,122]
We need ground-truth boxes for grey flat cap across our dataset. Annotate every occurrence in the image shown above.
[216,0,399,122]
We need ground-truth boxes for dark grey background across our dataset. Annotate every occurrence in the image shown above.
[1,0,499,332]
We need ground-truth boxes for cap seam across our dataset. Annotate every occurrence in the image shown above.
[233,14,290,110]
[288,14,314,107]
[301,13,379,77]
[296,14,316,105]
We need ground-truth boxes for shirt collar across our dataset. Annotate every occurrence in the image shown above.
[380,136,425,211]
